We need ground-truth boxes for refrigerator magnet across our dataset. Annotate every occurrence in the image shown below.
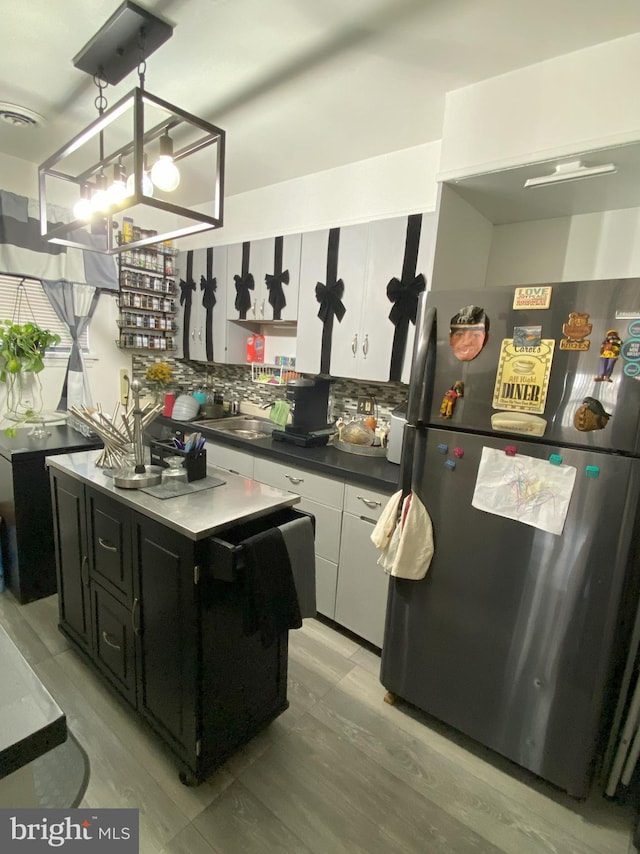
[574,397,611,431]
[492,338,555,414]
[513,325,542,347]
[439,380,464,418]
[559,312,592,351]
[449,305,488,361]
[513,286,552,310]
[594,329,622,382]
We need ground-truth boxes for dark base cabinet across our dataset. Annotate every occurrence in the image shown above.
[0,426,102,604]
[50,470,292,784]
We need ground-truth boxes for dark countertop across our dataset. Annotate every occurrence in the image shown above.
[0,623,67,779]
[150,416,401,492]
[0,424,102,462]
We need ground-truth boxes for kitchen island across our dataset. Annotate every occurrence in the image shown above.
[47,450,303,785]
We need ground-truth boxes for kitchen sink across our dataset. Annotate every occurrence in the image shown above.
[196,416,275,440]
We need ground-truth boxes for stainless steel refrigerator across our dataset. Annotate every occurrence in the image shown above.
[380,279,640,797]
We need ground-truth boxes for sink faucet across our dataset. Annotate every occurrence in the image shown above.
[260,402,274,410]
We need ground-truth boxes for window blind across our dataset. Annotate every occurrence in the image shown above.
[0,275,89,351]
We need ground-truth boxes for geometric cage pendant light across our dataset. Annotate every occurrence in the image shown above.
[38,1,225,255]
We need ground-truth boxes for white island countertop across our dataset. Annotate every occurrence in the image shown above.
[47,450,300,541]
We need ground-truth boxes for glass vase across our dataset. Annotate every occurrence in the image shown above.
[4,371,44,423]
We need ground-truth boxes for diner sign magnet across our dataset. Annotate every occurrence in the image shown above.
[493,338,555,414]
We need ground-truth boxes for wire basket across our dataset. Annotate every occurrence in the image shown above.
[250,364,301,385]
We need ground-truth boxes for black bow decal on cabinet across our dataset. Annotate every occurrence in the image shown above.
[386,273,426,327]
[233,241,254,319]
[265,235,289,320]
[315,228,345,374]
[200,246,217,361]
[234,272,254,317]
[179,250,196,359]
[386,214,425,381]
[315,278,346,324]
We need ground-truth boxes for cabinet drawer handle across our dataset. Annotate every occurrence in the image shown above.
[131,597,141,636]
[357,495,381,508]
[351,333,358,356]
[362,333,369,358]
[98,537,117,552]
[81,555,89,587]
[286,475,304,485]
[191,330,195,340]
[102,631,121,651]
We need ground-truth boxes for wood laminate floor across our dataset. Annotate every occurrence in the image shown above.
[1,589,638,854]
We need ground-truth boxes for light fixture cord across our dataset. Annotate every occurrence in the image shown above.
[137,28,147,91]
[93,72,108,163]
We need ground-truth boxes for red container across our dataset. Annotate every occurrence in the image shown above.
[246,335,256,363]
[163,392,175,417]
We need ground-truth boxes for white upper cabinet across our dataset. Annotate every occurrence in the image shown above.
[226,235,301,323]
[297,216,435,382]
[363,213,436,385]
[296,224,369,376]
[175,246,227,362]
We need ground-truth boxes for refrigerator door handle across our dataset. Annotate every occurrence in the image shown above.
[406,296,436,428]
[400,296,436,495]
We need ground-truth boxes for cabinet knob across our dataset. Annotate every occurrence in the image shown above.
[362,334,369,358]
[351,333,358,356]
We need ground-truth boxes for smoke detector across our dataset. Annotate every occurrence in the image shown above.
[0,103,46,128]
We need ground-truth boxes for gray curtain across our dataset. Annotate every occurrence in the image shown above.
[41,280,100,411]
[0,190,118,290]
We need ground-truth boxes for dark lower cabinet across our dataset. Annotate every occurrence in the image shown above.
[0,426,101,604]
[50,470,293,784]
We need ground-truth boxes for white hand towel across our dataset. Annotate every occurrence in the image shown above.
[370,490,434,580]
[370,490,402,550]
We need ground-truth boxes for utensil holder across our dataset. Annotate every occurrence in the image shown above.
[149,440,207,482]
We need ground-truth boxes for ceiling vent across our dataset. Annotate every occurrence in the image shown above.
[0,103,46,128]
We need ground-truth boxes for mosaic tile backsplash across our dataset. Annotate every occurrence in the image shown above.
[133,356,409,427]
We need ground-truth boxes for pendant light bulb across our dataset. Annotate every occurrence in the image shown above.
[107,160,128,206]
[151,130,180,192]
[125,156,154,197]
[73,184,92,221]
[90,172,110,213]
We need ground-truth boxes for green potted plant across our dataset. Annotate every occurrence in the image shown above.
[0,320,61,435]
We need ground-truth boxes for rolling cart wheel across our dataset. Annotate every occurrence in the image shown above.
[179,770,199,787]
[383,691,396,706]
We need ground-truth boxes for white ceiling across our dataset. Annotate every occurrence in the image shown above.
[3,0,640,198]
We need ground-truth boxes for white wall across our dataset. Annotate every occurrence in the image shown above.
[180,141,441,250]
[486,206,640,286]
[439,32,640,180]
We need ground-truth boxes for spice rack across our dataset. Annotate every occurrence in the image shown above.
[117,227,178,351]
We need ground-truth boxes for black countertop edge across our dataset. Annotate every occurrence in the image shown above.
[152,416,401,492]
[0,424,103,462]
[1,716,68,780]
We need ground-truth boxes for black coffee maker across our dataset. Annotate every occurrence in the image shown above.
[272,378,333,447]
